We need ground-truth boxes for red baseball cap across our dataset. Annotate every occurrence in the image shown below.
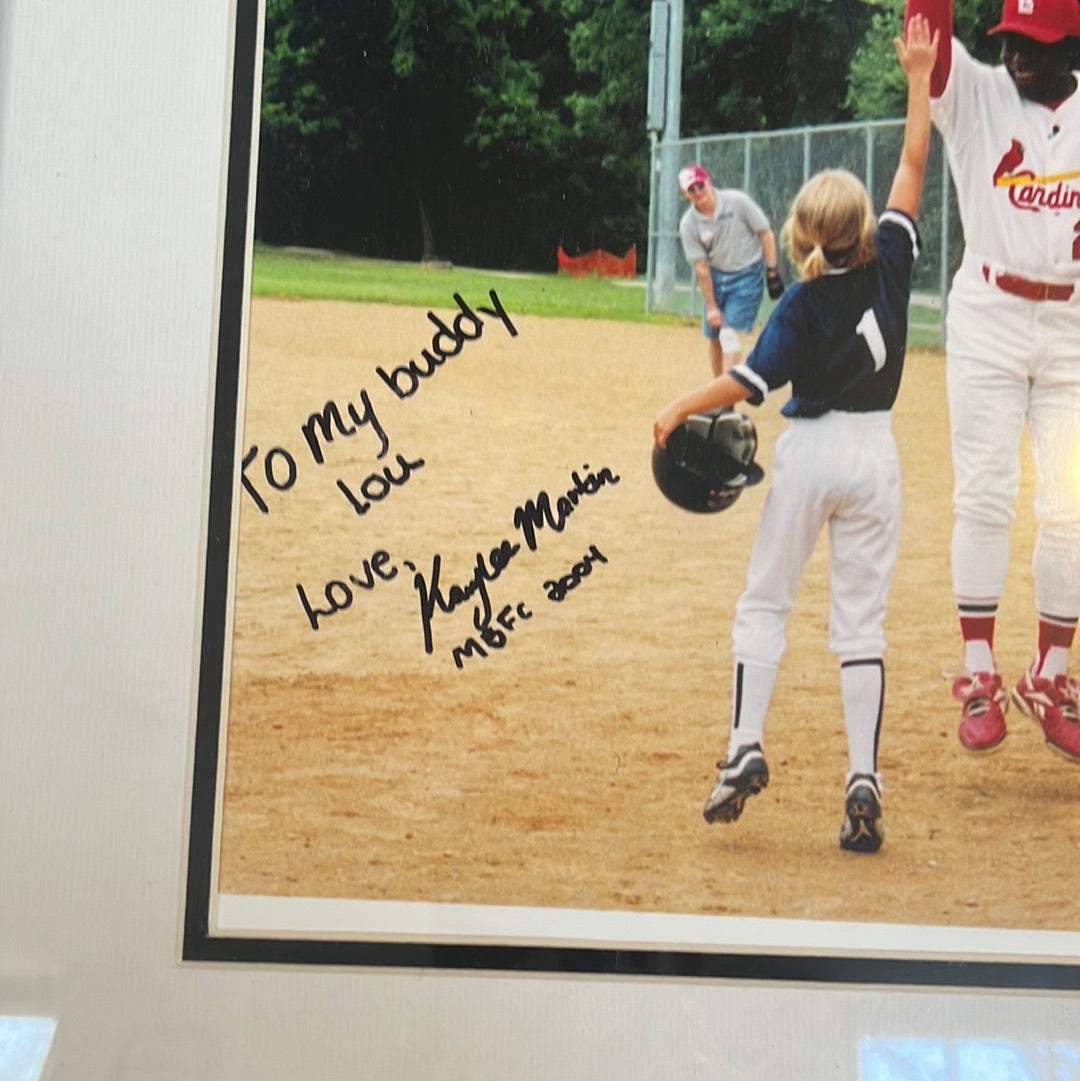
[678,164,710,192]
[988,0,1080,43]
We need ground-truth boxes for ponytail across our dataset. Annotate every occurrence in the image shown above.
[783,170,877,282]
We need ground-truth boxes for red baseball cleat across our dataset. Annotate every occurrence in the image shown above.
[1011,667,1080,761]
[952,671,1008,753]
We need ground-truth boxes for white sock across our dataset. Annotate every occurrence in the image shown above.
[841,658,884,778]
[1037,646,1071,681]
[727,659,777,757]
[963,639,995,675]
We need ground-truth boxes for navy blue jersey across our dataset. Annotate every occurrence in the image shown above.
[730,210,920,417]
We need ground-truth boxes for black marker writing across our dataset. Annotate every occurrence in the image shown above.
[296,549,398,630]
[301,388,389,466]
[513,465,620,551]
[543,544,607,602]
[336,450,426,516]
[377,290,518,401]
[451,602,533,669]
[241,444,299,513]
[409,538,522,654]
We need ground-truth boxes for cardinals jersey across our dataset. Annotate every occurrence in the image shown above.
[933,39,1080,280]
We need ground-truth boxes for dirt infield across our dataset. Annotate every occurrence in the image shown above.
[216,293,1080,938]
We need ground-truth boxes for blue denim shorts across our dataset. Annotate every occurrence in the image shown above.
[702,261,765,337]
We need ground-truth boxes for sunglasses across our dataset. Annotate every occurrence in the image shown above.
[687,182,706,194]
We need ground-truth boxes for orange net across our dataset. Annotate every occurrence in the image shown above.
[556,245,637,279]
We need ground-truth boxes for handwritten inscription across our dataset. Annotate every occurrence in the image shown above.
[296,549,398,631]
[408,465,620,655]
[451,602,534,670]
[377,291,518,400]
[292,462,620,667]
[248,290,623,669]
[336,451,426,516]
[406,539,521,656]
[240,289,515,517]
[513,466,620,551]
[301,388,388,465]
[543,544,607,603]
[241,444,298,513]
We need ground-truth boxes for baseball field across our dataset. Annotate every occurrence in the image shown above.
[213,281,1079,949]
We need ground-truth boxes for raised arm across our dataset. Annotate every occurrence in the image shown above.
[905,0,952,96]
[886,14,939,219]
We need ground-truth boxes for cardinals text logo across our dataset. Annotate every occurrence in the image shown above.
[993,138,1080,211]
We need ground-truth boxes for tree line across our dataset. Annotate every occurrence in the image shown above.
[254,0,1001,272]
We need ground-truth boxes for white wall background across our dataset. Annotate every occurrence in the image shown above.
[1,1,1078,1077]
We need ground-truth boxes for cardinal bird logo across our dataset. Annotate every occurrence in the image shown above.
[990,136,1080,211]
[993,139,1026,184]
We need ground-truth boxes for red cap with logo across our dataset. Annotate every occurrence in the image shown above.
[988,0,1080,44]
[678,164,710,192]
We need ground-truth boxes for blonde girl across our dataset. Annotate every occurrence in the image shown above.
[654,16,938,851]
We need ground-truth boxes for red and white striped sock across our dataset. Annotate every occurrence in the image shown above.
[1035,614,1077,682]
[958,603,997,675]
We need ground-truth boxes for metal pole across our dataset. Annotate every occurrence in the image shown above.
[865,121,874,203]
[650,0,683,311]
[646,133,659,311]
[665,0,683,143]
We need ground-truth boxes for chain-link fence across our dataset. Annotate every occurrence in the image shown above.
[647,120,961,344]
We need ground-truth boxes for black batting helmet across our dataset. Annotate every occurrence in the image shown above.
[652,409,764,513]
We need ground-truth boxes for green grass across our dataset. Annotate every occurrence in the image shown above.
[250,243,945,346]
[251,243,682,325]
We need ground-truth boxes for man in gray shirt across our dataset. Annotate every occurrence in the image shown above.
[678,164,783,375]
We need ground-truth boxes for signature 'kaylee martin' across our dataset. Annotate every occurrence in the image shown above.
[407,464,620,654]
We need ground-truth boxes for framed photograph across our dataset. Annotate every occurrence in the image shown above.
[183,0,1080,989]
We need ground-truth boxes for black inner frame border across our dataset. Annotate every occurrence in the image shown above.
[181,0,1080,993]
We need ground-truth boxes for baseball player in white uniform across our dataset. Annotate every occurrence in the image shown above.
[678,166,784,376]
[906,0,1080,758]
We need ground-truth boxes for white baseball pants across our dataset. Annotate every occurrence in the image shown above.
[732,411,901,667]
[945,257,1080,616]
